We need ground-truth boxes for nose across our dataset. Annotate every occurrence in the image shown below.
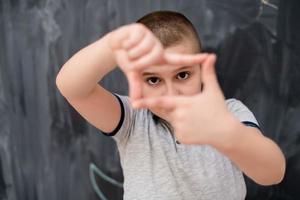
[165,82,180,96]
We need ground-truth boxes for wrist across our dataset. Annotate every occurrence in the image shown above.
[103,32,117,58]
[210,114,242,154]
[99,32,118,72]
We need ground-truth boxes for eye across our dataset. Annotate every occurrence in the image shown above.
[146,77,161,85]
[177,71,190,80]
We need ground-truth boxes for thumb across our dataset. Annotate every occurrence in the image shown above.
[201,54,219,91]
[115,50,143,101]
[109,26,130,50]
[127,71,143,101]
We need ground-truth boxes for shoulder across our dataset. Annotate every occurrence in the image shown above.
[112,93,154,131]
[114,93,151,120]
[226,98,252,114]
[225,98,260,128]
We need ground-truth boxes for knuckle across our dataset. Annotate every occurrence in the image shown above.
[152,44,164,60]
[134,23,147,32]
[138,40,153,54]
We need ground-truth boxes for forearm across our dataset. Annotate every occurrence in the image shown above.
[213,118,286,186]
[56,32,116,99]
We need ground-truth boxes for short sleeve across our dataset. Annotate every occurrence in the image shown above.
[226,98,260,130]
[99,93,136,144]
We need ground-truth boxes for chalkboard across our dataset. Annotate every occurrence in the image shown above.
[0,0,299,199]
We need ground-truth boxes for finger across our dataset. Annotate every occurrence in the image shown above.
[130,41,164,70]
[115,49,132,71]
[127,31,155,60]
[164,52,208,66]
[132,96,178,110]
[122,24,147,49]
[127,71,143,101]
[201,54,219,91]
[109,26,131,50]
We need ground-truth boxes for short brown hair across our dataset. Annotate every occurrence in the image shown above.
[137,10,202,53]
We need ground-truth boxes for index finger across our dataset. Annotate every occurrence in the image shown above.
[132,96,178,110]
[127,70,143,102]
[164,52,208,66]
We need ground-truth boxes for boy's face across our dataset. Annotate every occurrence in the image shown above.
[141,40,202,121]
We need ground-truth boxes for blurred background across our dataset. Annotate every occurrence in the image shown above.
[0,0,299,199]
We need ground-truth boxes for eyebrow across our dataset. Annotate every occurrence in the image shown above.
[142,66,193,76]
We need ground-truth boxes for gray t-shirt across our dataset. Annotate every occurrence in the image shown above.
[101,94,260,200]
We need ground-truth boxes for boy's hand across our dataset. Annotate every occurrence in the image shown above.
[133,54,238,146]
[108,23,163,101]
[108,23,208,102]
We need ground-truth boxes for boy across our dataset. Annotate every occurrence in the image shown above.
[56,10,285,200]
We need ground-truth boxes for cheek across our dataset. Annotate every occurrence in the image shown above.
[183,77,202,95]
[142,84,162,98]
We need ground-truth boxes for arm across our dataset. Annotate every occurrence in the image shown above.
[56,33,116,99]
[56,32,122,133]
[212,118,286,186]
[55,23,167,133]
